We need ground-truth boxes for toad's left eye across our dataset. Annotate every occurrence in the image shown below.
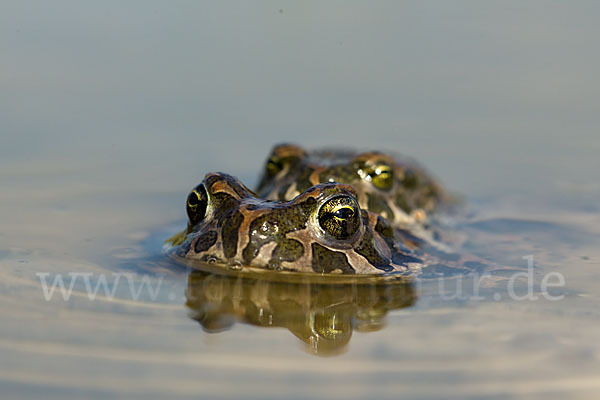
[186,184,208,225]
[265,156,284,177]
[318,196,361,240]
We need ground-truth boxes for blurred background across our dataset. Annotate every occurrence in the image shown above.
[2,1,599,200]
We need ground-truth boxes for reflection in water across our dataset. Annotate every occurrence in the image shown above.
[185,271,415,356]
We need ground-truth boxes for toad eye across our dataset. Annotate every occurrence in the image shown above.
[368,164,393,190]
[266,156,284,177]
[318,196,361,240]
[186,184,208,225]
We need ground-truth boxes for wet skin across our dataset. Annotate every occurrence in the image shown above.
[255,144,446,226]
[169,173,487,276]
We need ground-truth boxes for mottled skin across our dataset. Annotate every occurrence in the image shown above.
[256,144,446,227]
[169,173,486,276]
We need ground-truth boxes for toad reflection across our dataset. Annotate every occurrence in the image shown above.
[185,271,415,356]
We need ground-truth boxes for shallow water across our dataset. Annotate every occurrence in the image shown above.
[2,2,600,399]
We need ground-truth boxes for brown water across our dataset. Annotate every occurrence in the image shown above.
[2,2,600,399]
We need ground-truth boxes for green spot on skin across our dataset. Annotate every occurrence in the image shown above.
[194,230,218,253]
[395,193,412,213]
[355,230,394,272]
[222,211,244,259]
[243,198,317,265]
[277,182,291,200]
[374,216,394,241]
[295,167,316,193]
[318,165,360,186]
[402,171,419,189]
[255,147,304,197]
[271,239,304,263]
[366,192,395,221]
[212,193,239,220]
[311,243,355,274]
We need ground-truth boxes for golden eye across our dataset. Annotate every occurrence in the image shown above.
[368,164,393,190]
[186,184,208,225]
[266,156,284,177]
[318,196,361,240]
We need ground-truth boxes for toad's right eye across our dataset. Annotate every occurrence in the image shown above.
[318,195,361,240]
